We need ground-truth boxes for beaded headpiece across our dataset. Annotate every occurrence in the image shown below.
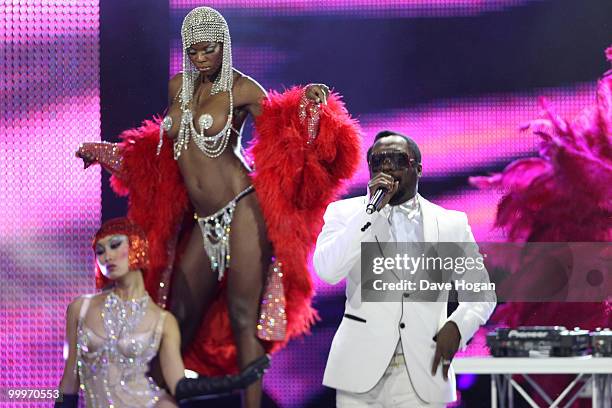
[181,7,233,100]
[158,8,234,159]
[92,218,149,289]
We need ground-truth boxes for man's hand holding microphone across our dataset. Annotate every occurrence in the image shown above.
[366,172,399,214]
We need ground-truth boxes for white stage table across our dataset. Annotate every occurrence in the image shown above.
[453,356,612,408]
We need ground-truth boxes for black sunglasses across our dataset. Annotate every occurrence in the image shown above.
[368,151,417,171]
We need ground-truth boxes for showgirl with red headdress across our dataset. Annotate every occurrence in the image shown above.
[56,218,270,408]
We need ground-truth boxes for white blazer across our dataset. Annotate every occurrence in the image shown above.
[313,194,496,404]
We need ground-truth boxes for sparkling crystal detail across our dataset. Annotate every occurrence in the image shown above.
[298,89,321,145]
[199,113,213,130]
[174,87,233,159]
[75,293,166,406]
[173,7,234,160]
[257,261,287,342]
[78,142,123,174]
[195,185,253,280]
[161,116,173,131]
[181,7,232,96]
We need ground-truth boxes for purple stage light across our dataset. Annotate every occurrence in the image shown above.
[457,373,478,390]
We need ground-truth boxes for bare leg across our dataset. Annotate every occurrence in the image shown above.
[170,223,219,351]
[227,193,272,408]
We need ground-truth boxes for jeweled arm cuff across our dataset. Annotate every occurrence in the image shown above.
[298,88,321,145]
[77,142,123,175]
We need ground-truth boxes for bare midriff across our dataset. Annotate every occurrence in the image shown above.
[177,130,252,216]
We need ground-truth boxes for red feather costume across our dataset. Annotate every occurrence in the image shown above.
[470,46,612,406]
[85,87,361,374]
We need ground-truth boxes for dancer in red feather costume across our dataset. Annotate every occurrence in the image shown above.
[77,7,361,408]
[470,45,612,406]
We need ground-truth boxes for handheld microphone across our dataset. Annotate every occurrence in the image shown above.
[366,188,389,214]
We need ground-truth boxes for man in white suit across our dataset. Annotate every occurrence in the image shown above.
[313,131,496,407]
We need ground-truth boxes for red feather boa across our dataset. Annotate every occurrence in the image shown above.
[110,119,191,303]
[109,88,361,375]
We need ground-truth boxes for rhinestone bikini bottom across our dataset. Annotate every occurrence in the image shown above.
[194,185,254,281]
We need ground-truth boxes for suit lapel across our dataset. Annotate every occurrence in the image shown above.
[419,194,439,243]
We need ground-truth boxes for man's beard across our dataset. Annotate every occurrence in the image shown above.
[389,185,408,206]
[389,182,417,206]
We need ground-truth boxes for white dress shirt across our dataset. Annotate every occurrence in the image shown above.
[382,194,423,243]
[381,195,424,356]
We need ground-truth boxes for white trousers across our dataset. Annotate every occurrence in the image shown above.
[336,354,446,408]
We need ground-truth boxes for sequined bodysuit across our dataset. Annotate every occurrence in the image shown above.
[76,292,168,407]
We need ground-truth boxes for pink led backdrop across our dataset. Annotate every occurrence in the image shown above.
[355,84,597,180]
[0,1,100,406]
